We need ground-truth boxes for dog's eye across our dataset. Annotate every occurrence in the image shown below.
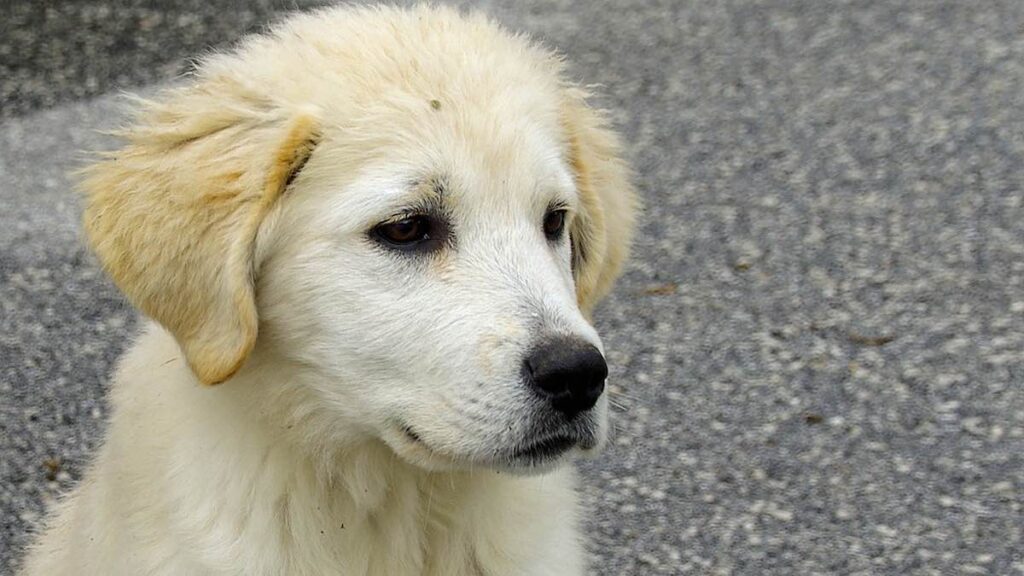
[543,209,567,241]
[374,216,432,247]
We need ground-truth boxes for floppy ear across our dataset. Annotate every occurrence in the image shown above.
[561,87,638,315]
[82,88,319,385]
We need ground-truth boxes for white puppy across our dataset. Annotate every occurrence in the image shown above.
[21,5,636,575]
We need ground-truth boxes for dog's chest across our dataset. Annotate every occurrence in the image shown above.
[224,463,565,576]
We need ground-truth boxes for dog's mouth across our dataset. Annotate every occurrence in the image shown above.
[396,420,595,470]
[508,433,577,462]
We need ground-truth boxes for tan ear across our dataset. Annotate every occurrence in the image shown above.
[82,90,318,384]
[561,88,638,315]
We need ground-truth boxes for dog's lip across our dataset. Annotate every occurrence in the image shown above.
[394,421,588,467]
[508,433,577,461]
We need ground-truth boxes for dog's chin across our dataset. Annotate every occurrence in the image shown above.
[382,419,605,475]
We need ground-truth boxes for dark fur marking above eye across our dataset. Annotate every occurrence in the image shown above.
[430,175,449,199]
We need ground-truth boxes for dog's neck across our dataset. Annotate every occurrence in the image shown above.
[143,336,514,573]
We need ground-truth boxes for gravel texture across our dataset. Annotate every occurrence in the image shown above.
[2,1,1024,574]
[0,0,329,119]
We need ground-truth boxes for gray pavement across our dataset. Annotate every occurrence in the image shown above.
[0,0,329,119]
[2,1,1023,574]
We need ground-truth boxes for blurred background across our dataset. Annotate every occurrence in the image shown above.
[2,0,1022,574]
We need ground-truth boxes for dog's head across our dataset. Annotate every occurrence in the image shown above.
[82,6,636,472]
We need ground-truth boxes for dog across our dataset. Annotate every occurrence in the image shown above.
[20,5,636,575]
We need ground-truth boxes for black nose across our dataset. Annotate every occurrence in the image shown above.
[523,337,608,418]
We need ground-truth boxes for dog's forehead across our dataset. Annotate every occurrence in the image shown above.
[323,110,576,214]
[445,120,576,208]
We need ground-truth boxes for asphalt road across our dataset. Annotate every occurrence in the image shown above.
[2,1,1023,574]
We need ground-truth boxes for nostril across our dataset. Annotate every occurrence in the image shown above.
[523,337,608,417]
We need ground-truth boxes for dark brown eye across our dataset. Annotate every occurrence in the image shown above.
[543,209,566,240]
[374,216,431,247]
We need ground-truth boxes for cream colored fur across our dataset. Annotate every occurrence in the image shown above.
[21,5,636,575]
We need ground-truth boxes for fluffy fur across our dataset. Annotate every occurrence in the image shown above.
[21,5,636,575]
